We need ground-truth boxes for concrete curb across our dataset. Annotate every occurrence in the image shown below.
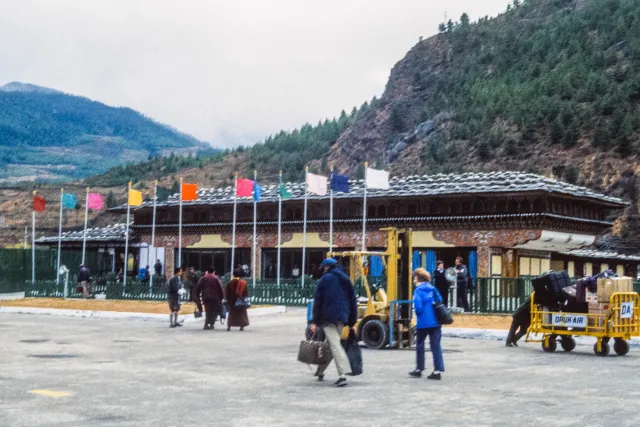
[0,305,287,322]
[442,327,640,348]
[0,292,25,301]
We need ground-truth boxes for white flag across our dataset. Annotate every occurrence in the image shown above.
[366,167,390,189]
[306,173,328,196]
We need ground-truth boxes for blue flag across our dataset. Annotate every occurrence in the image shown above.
[330,173,349,193]
[61,193,77,209]
[253,181,262,202]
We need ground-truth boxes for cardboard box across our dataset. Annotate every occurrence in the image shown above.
[597,277,634,303]
[585,290,598,304]
[588,302,610,328]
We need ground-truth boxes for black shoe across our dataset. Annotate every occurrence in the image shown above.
[408,370,422,378]
[314,368,324,381]
[175,322,183,327]
[203,325,211,330]
[505,342,514,347]
[334,377,347,387]
[512,341,518,347]
[427,372,441,380]
[170,324,177,328]
[227,326,231,331]
[239,327,244,331]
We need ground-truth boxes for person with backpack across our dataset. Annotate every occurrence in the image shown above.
[409,268,445,380]
[77,264,92,298]
[310,258,358,387]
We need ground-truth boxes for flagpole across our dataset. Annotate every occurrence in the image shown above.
[82,187,89,265]
[301,167,309,288]
[56,188,63,286]
[329,166,334,253]
[230,172,238,276]
[32,191,36,285]
[252,170,258,287]
[123,182,132,295]
[277,170,283,288]
[150,180,157,295]
[362,162,368,251]
[178,177,183,270]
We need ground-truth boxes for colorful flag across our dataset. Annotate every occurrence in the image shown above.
[306,173,328,196]
[128,188,143,206]
[33,195,46,212]
[236,178,254,197]
[253,181,262,202]
[181,183,198,201]
[61,193,77,209]
[366,167,390,189]
[330,173,349,193]
[279,182,291,199]
[87,193,104,210]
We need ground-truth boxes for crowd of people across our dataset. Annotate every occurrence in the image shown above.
[167,266,250,331]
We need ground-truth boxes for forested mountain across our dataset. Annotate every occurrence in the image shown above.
[2,0,640,250]
[0,82,210,182]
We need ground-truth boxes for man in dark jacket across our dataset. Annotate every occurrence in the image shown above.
[432,260,449,306]
[168,267,183,328]
[194,267,225,330]
[455,257,470,312]
[310,258,358,387]
[77,264,92,298]
[506,296,532,347]
[154,259,163,277]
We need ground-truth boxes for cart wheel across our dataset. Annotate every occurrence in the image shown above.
[613,339,630,356]
[593,341,610,357]
[542,336,557,353]
[561,336,576,352]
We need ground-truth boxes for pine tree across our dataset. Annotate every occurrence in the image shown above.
[106,191,118,208]
[438,23,446,33]
[460,13,470,27]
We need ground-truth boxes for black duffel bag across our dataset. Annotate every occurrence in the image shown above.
[434,302,454,325]
[342,329,363,376]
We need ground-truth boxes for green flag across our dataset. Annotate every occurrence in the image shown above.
[279,177,291,199]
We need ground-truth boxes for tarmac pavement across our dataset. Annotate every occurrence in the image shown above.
[1,309,639,427]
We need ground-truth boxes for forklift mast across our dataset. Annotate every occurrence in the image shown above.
[381,227,413,318]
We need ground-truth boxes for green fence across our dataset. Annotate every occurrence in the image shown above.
[0,248,106,294]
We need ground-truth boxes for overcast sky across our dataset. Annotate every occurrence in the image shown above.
[0,0,508,148]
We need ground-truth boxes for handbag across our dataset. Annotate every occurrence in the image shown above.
[297,331,333,365]
[433,302,454,325]
[341,330,363,376]
[194,310,202,318]
[234,297,251,308]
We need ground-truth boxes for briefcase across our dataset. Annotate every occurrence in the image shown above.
[297,339,332,365]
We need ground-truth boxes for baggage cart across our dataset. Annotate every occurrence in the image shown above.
[526,292,639,356]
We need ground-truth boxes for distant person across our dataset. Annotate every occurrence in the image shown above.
[409,268,444,380]
[137,265,148,282]
[194,267,225,330]
[154,259,163,277]
[292,265,301,278]
[168,267,183,328]
[454,257,470,312]
[77,264,92,298]
[432,260,449,306]
[242,263,250,277]
[506,295,532,347]
[226,268,250,331]
[310,258,358,387]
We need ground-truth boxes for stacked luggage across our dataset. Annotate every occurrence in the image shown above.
[532,270,617,315]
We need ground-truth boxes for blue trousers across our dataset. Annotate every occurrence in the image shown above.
[416,327,445,372]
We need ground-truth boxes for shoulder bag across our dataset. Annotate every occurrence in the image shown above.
[433,302,454,325]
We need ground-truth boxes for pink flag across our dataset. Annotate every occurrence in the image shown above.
[87,193,104,210]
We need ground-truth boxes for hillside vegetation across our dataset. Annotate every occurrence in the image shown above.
[0,82,210,182]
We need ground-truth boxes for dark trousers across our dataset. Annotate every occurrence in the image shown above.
[436,285,449,306]
[416,327,445,372]
[506,315,531,344]
[203,300,221,327]
[457,286,470,312]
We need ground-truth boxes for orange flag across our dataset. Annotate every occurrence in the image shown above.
[181,183,198,201]
[33,195,46,212]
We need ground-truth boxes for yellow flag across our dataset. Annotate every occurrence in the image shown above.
[128,188,143,206]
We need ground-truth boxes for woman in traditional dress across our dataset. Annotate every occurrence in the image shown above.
[225,268,250,331]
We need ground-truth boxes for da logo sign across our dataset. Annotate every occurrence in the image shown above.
[552,314,587,328]
[620,302,634,319]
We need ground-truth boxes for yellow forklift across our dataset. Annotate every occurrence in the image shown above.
[306,227,415,349]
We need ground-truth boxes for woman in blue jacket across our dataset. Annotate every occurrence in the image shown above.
[409,268,445,380]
